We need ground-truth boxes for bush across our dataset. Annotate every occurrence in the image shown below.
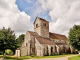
[5,49,14,55]
[76,50,79,54]
[51,53,58,56]
[54,53,58,56]
[51,54,54,56]
[31,55,35,57]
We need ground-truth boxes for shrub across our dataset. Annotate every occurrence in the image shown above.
[5,49,13,55]
[31,55,35,57]
[51,54,54,56]
[76,50,79,54]
[54,53,58,56]
[51,53,58,56]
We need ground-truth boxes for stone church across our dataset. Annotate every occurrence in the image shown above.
[15,17,76,57]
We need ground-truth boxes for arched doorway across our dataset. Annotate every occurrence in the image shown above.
[51,47,53,54]
[47,46,49,55]
[17,51,18,57]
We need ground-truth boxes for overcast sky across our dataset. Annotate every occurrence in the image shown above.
[0,0,80,37]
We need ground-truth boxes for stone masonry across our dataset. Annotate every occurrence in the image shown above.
[15,17,76,57]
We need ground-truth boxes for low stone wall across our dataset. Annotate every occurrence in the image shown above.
[15,50,20,57]
[21,47,28,56]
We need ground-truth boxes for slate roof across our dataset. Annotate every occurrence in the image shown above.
[49,32,67,40]
[36,37,56,45]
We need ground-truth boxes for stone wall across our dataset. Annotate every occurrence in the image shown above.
[21,47,28,56]
[15,50,20,57]
[50,38,69,44]
[22,31,31,56]
[35,38,44,56]
[30,35,35,55]
[34,17,41,35]
[34,17,49,38]
[22,31,31,47]
[40,20,49,38]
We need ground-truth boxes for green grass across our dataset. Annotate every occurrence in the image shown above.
[0,55,23,60]
[0,54,76,60]
[68,55,80,60]
[18,54,75,59]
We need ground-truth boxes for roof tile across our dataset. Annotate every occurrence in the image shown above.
[36,37,56,45]
[49,32,67,40]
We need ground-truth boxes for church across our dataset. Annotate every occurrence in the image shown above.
[15,17,76,57]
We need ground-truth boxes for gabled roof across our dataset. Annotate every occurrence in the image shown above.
[36,37,56,45]
[28,31,40,36]
[33,17,49,24]
[49,32,67,40]
[17,46,27,50]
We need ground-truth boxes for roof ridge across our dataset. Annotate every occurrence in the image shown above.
[36,37,56,45]
[49,32,66,36]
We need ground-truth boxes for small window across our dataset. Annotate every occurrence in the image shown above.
[43,23,46,27]
[51,47,53,53]
[36,24,38,28]
[65,41,66,44]
[32,48,35,52]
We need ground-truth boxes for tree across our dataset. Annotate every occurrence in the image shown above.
[5,49,14,55]
[0,27,18,53]
[16,34,25,47]
[68,25,80,50]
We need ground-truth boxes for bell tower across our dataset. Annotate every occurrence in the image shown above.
[34,17,49,38]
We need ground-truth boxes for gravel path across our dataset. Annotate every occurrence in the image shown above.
[26,54,79,60]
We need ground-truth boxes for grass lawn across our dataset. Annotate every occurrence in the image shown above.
[68,55,80,60]
[0,55,23,60]
[18,54,75,59]
[0,54,76,60]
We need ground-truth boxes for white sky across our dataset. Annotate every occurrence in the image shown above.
[0,0,80,37]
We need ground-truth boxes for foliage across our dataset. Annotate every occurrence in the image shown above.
[76,50,79,54]
[68,55,80,60]
[31,55,35,57]
[5,49,13,55]
[0,27,18,53]
[54,53,58,56]
[68,25,80,50]
[0,55,23,60]
[16,34,25,47]
[51,53,58,56]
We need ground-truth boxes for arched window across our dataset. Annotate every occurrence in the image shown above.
[43,23,46,27]
[65,41,66,44]
[36,24,38,28]
[51,47,53,53]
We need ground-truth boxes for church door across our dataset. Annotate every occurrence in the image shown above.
[17,51,18,57]
[51,47,53,54]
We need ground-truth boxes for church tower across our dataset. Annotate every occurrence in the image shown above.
[34,17,49,38]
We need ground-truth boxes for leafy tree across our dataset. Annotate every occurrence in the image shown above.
[68,25,80,50]
[16,34,25,47]
[0,27,18,53]
[5,49,13,55]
